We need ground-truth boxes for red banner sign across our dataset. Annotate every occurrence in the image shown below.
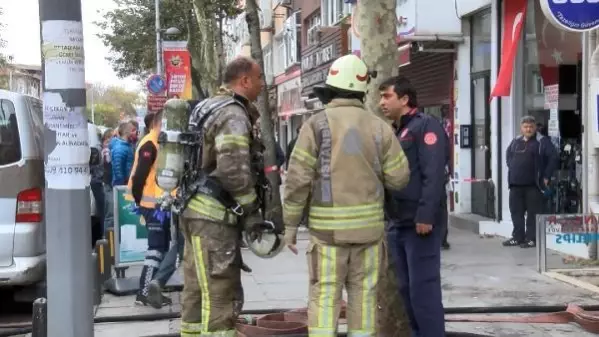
[163,41,193,100]
[147,94,167,113]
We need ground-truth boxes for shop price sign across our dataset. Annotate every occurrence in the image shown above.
[539,0,599,33]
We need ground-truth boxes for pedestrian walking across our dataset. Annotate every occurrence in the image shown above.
[283,54,410,337]
[503,116,558,248]
[379,76,448,337]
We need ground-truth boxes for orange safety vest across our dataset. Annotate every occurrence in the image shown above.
[125,129,163,208]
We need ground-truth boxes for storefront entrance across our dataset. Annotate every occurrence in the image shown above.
[471,71,494,218]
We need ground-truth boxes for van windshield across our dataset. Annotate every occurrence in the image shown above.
[0,99,22,166]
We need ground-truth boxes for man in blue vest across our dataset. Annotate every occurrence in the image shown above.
[380,76,448,337]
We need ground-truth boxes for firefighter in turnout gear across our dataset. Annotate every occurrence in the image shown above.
[126,111,172,308]
[178,57,265,337]
[283,54,411,337]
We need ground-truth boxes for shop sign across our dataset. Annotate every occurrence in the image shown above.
[302,45,336,72]
[302,69,328,89]
[539,0,599,33]
[147,94,167,113]
[277,77,303,116]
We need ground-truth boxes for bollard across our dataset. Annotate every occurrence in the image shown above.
[31,297,47,337]
[91,252,102,306]
[105,227,115,266]
[95,239,111,284]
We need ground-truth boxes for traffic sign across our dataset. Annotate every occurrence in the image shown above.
[540,0,599,33]
[146,74,167,95]
[147,94,167,113]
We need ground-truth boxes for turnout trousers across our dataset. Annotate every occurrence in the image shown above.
[179,215,243,337]
[307,236,384,337]
[387,222,445,337]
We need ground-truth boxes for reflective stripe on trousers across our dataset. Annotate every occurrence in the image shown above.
[307,238,382,337]
[308,203,384,230]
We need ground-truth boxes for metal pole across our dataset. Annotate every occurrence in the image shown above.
[155,0,162,75]
[32,298,48,337]
[39,1,94,337]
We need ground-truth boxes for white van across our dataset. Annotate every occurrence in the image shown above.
[0,90,101,291]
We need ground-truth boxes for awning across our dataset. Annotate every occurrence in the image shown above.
[490,0,527,98]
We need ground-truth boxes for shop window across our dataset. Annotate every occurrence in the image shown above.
[306,12,321,46]
[263,44,274,85]
[470,9,492,73]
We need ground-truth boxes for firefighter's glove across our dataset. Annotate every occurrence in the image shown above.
[284,227,298,255]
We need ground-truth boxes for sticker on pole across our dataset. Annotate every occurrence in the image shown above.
[43,92,91,190]
[41,21,85,89]
[539,0,599,33]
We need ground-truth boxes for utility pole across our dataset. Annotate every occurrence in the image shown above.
[155,0,163,75]
[39,1,94,337]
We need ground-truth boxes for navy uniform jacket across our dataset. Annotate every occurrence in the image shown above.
[385,111,449,227]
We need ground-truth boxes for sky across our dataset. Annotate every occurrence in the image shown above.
[1,0,141,91]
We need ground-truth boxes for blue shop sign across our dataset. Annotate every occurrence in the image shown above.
[540,0,599,33]
[146,74,166,95]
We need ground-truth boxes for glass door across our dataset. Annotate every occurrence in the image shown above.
[471,73,494,218]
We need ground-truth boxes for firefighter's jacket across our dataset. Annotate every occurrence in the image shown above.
[182,90,259,224]
[125,129,161,208]
[283,98,410,245]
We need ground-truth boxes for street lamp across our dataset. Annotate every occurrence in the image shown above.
[155,0,182,75]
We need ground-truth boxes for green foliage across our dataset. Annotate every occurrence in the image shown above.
[86,83,142,127]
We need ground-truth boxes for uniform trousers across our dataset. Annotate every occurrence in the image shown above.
[307,236,384,337]
[387,221,445,337]
[179,215,243,337]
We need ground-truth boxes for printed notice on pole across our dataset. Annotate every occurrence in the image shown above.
[41,21,85,90]
[43,92,90,189]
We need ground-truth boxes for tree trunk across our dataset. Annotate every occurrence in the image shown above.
[216,17,226,86]
[356,1,410,336]
[244,0,283,232]
[192,0,220,93]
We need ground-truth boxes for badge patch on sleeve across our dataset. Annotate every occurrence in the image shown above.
[142,151,151,158]
[424,132,438,145]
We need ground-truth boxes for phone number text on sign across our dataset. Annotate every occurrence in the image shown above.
[43,92,91,190]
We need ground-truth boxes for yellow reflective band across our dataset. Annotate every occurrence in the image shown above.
[283,202,304,216]
[291,148,317,167]
[214,134,249,150]
[124,190,158,203]
[308,204,384,230]
[181,322,203,333]
[187,195,236,224]
[383,154,406,173]
[357,244,379,337]
[314,245,337,336]
[308,328,336,337]
[191,236,211,334]
[234,191,257,207]
[180,333,201,337]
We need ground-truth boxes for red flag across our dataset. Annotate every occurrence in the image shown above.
[533,0,581,87]
[490,0,527,98]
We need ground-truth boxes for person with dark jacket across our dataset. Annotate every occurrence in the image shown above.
[285,126,301,168]
[504,116,559,248]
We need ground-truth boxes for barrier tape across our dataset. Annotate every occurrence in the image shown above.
[450,178,493,183]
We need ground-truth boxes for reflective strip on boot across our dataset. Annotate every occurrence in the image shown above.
[349,243,380,337]
[187,195,237,224]
[181,322,203,336]
[191,236,212,334]
[308,203,384,230]
[310,245,338,337]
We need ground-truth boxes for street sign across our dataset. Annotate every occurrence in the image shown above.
[147,94,167,113]
[539,0,599,33]
[146,74,167,95]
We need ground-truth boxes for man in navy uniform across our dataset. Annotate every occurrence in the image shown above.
[379,76,448,337]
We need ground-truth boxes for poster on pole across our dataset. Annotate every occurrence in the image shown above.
[544,84,560,148]
[163,41,193,100]
[113,186,148,267]
[41,21,86,90]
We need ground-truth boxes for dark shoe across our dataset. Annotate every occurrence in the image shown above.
[147,280,164,309]
[135,294,152,306]
[520,240,536,248]
[442,242,451,250]
[502,238,522,247]
[161,294,173,306]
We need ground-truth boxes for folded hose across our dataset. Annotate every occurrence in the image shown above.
[2,304,599,337]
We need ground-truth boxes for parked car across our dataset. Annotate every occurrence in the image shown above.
[0,90,100,293]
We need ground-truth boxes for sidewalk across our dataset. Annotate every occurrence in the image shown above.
[91,227,599,336]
